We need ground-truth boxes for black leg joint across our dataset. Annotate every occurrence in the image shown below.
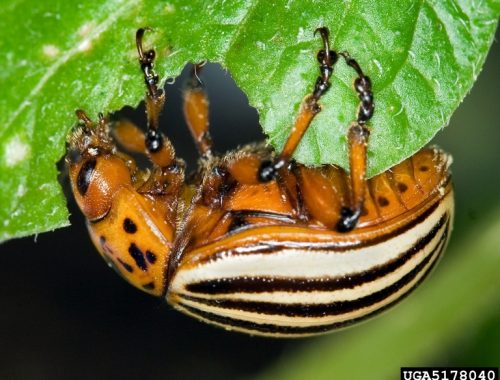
[313,76,331,98]
[354,76,371,93]
[145,129,163,153]
[258,158,286,182]
[258,160,278,182]
[317,49,338,65]
[358,104,374,123]
[361,91,373,104]
[336,207,361,232]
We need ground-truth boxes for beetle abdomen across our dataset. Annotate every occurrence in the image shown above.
[168,185,453,337]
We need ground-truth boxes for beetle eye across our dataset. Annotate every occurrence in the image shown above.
[76,158,97,196]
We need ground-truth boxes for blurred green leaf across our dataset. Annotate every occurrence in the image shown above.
[257,206,500,380]
[0,0,498,241]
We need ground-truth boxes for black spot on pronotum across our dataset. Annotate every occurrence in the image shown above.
[143,282,155,290]
[419,165,429,172]
[377,196,390,207]
[77,158,97,196]
[99,236,106,245]
[145,250,157,264]
[117,258,134,273]
[123,218,137,234]
[397,182,408,193]
[128,243,148,271]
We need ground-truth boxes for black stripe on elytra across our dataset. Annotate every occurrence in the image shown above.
[227,214,249,233]
[200,199,443,267]
[178,223,448,318]
[175,229,449,336]
[77,158,97,196]
[213,209,296,237]
[187,213,448,295]
[128,243,148,271]
[178,244,436,337]
[230,210,296,224]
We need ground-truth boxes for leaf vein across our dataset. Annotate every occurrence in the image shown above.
[377,0,424,92]
[1,0,140,140]
[331,0,355,46]
[424,1,468,67]
[225,0,260,55]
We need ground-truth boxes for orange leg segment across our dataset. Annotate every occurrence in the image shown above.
[256,27,374,232]
[112,120,147,153]
[258,27,338,181]
[136,28,176,168]
[104,29,186,201]
[336,52,374,232]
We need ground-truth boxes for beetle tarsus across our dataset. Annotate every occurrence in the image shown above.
[258,160,278,182]
[339,51,374,125]
[135,28,172,161]
[136,28,162,100]
[336,207,360,232]
[258,27,337,183]
[338,52,374,233]
[258,158,287,182]
[145,128,163,153]
[313,27,337,101]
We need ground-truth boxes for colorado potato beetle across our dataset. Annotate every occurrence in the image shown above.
[67,27,454,337]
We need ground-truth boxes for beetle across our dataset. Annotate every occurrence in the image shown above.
[66,27,453,337]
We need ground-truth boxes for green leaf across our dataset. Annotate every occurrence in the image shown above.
[0,0,498,242]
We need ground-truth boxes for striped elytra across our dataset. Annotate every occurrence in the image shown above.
[166,146,453,337]
[67,27,454,337]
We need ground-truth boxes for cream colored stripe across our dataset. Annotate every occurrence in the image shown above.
[171,195,451,293]
[174,235,445,330]
[179,218,447,304]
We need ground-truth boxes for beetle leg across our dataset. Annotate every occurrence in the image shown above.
[89,29,184,203]
[110,114,184,197]
[111,120,146,153]
[183,63,213,158]
[336,52,374,232]
[258,27,338,182]
[136,28,176,168]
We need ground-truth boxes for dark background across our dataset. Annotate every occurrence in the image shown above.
[1,32,499,379]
